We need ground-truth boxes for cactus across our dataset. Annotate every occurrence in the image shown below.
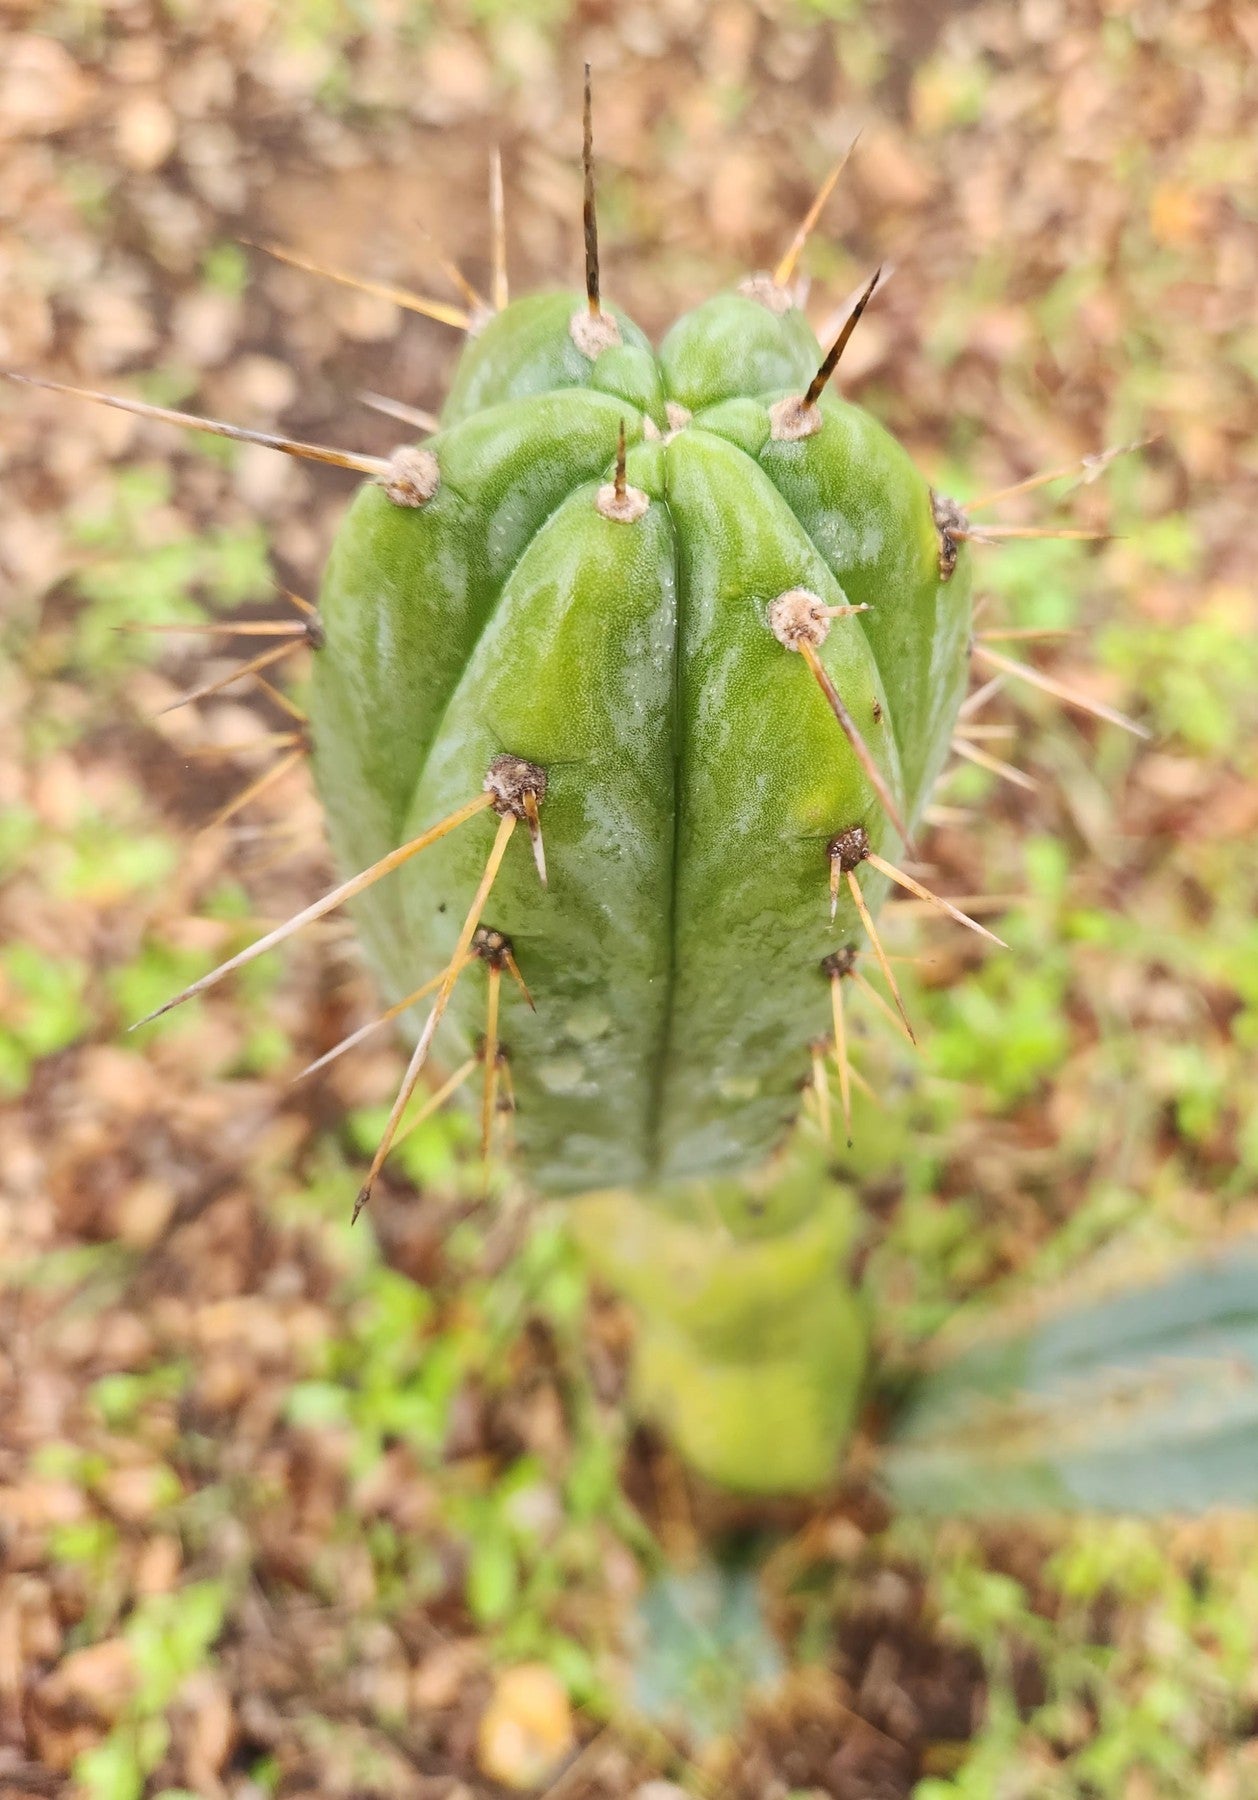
[309,269,983,1199]
[886,1237,1258,1515]
[9,77,1167,1500]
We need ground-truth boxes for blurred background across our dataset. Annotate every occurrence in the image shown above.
[2,1,1257,1796]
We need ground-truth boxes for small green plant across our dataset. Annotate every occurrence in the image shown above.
[72,1582,229,1800]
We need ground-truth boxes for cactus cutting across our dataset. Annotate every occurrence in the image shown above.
[11,10,1258,1790]
[18,66,1252,1524]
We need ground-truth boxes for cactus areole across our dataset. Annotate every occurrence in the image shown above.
[311,288,972,1193]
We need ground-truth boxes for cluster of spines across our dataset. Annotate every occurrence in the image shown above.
[4,70,1152,1213]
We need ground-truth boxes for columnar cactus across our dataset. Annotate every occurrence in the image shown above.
[11,80,1165,1498]
[299,201,988,1487]
[310,276,975,1199]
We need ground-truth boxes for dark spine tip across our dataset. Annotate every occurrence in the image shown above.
[130,998,174,1031]
[304,612,326,650]
[803,265,882,408]
[582,63,600,316]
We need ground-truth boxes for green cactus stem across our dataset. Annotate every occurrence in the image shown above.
[299,258,974,1485]
[310,279,973,1207]
[573,1156,866,1494]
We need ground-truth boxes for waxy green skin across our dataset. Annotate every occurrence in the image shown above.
[573,1155,868,1495]
[312,288,972,1196]
[310,285,970,1491]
